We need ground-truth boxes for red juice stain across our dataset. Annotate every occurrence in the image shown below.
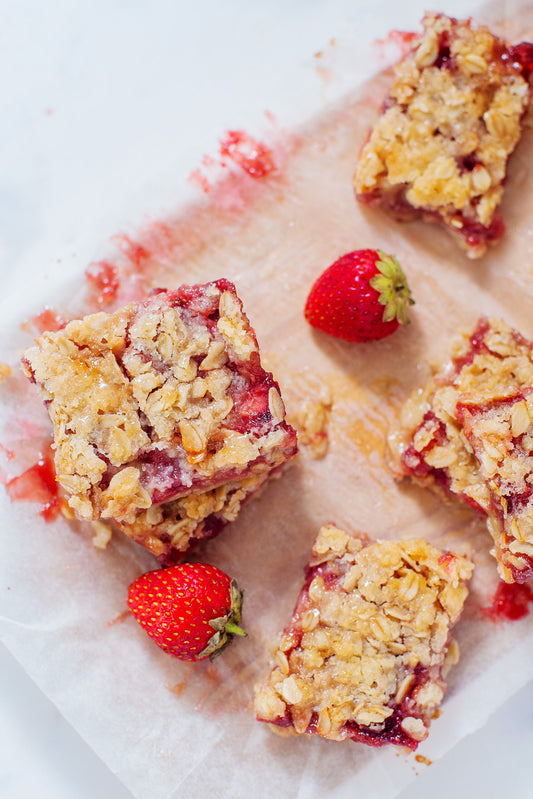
[111,233,150,269]
[5,448,61,521]
[107,609,131,627]
[219,130,277,178]
[481,581,533,622]
[29,307,67,334]
[375,29,419,60]
[85,260,121,305]
[0,443,15,461]
[189,168,211,194]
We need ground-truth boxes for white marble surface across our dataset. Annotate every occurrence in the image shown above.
[2,1,533,797]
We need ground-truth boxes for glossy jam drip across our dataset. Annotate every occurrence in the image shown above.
[508,41,533,78]
[435,31,451,69]
[6,449,61,521]
[482,580,533,622]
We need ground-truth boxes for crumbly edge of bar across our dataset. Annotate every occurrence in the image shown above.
[21,283,296,523]
[354,12,531,257]
[116,467,274,562]
[254,524,472,748]
[458,392,533,582]
[388,317,533,581]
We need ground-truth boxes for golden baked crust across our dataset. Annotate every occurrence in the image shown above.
[21,281,297,534]
[354,13,533,258]
[390,317,533,582]
[117,469,272,563]
[254,525,472,750]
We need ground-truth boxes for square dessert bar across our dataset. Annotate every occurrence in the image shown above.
[354,12,533,258]
[22,280,297,557]
[254,525,473,750]
[390,317,533,583]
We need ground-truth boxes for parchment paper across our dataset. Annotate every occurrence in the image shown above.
[2,2,533,798]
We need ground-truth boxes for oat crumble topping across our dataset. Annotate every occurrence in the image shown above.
[390,318,533,582]
[289,393,332,460]
[254,525,472,749]
[0,362,12,381]
[354,13,533,258]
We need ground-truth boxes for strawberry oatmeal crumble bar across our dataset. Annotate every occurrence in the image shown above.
[22,280,297,562]
[254,525,473,750]
[389,317,533,583]
[354,12,533,258]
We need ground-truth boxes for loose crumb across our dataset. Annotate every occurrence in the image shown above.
[289,389,332,460]
[91,520,113,550]
[0,362,12,382]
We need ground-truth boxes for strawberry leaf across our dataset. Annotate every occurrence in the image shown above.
[370,251,414,324]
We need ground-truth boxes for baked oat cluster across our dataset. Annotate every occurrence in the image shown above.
[389,317,533,583]
[254,524,473,750]
[22,280,297,562]
[116,471,272,562]
[354,12,533,258]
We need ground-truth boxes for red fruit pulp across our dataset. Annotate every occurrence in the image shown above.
[6,449,61,521]
[482,581,533,622]
[219,130,277,178]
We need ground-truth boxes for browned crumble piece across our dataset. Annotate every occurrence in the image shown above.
[289,393,332,460]
[21,280,297,561]
[0,362,12,381]
[254,525,472,750]
[354,12,533,258]
[390,317,533,583]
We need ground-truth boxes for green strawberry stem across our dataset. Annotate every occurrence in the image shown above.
[224,621,247,637]
[197,578,247,660]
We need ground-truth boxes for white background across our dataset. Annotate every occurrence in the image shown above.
[2,1,533,797]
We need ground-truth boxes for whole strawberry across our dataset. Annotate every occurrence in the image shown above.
[304,249,414,342]
[127,563,246,661]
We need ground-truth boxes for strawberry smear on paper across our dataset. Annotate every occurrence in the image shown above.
[28,307,67,334]
[189,127,279,199]
[219,130,277,178]
[5,447,61,521]
[482,581,533,622]
[374,29,419,60]
[85,260,120,305]
[111,233,150,269]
